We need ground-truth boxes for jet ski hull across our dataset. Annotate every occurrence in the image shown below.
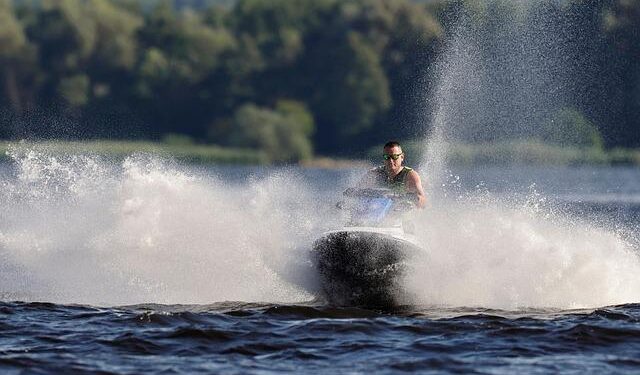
[312,229,421,308]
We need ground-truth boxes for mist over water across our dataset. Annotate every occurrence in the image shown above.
[406,195,640,309]
[0,147,334,305]
[1,145,638,310]
[412,0,640,310]
[423,1,578,183]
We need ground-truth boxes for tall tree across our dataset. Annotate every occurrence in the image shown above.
[135,0,236,137]
[301,29,391,154]
[602,0,640,147]
[0,0,33,114]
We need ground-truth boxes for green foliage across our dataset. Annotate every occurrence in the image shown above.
[340,32,392,137]
[34,0,97,71]
[602,0,640,147]
[227,101,314,163]
[139,3,235,84]
[0,1,28,58]
[1,0,640,163]
[162,132,194,145]
[139,50,162,75]
[0,0,443,155]
[229,0,336,67]
[438,140,611,166]
[0,140,267,164]
[0,0,35,114]
[86,0,143,70]
[57,73,89,106]
[307,31,391,144]
[541,108,604,149]
[460,140,610,165]
[275,99,314,136]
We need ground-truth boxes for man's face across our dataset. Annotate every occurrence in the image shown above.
[383,145,404,171]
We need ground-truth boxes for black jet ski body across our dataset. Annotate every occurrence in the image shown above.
[312,188,424,308]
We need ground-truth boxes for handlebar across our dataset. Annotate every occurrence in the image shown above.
[343,187,417,202]
[340,188,418,212]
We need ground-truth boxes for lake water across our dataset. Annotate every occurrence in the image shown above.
[0,154,639,373]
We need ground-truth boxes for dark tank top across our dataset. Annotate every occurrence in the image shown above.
[370,166,413,191]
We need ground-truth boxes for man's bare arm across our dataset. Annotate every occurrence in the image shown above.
[406,170,426,208]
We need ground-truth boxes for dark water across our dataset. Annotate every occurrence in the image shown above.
[3,301,640,374]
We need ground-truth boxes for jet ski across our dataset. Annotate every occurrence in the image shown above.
[312,187,424,308]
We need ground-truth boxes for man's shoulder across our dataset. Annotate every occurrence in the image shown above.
[404,166,421,178]
[402,166,417,175]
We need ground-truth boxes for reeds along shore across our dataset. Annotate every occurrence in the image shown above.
[1,140,639,167]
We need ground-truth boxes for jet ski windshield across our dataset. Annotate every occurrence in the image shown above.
[340,188,416,227]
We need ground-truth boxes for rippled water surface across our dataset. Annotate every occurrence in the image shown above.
[3,301,640,374]
[1,158,639,373]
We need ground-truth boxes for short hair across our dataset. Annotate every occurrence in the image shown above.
[384,140,401,149]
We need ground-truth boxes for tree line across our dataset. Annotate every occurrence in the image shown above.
[0,0,638,162]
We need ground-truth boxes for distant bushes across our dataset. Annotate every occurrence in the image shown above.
[0,140,267,164]
[447,140,609,166]
[540,108,604,150]
[2,138,639,166]
[225,100,314,163]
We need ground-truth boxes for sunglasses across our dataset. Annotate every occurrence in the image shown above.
[383,153,403,160]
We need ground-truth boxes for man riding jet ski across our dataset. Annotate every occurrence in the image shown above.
[313,141,426,308]
[359,141,426,209]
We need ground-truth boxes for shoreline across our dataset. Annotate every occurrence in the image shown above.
[1,140,639,168]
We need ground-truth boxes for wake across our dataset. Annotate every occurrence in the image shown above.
[0,146,638,309]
